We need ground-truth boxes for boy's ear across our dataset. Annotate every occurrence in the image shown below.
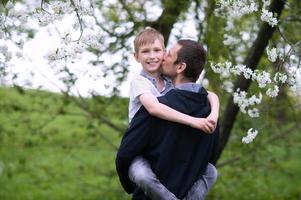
[134,52,140,62]
[176,63,186,74]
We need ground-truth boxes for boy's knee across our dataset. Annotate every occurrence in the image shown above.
[134,166,152,182]
[129,158,155,184]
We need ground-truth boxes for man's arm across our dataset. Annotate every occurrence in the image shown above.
[115,108,152,194]
[139,93,215,133]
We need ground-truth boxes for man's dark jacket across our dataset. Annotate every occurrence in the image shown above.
[115,88,219,199]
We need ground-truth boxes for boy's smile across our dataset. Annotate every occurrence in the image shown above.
[134,39,165,76]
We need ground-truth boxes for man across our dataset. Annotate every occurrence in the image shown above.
[116,39,219,200]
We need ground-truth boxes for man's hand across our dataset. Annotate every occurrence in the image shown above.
[189,117,216,134]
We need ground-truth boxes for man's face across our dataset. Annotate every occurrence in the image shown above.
[134,39,165,75]
[161,43,182,78]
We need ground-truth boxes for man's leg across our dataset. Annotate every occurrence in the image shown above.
[183,163,218,200]
[129,157,179,200]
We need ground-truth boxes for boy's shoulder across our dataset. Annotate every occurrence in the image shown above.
[131,74,153,85]
[132,74,147,80]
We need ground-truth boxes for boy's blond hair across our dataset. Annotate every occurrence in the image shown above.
[134,27,165,53]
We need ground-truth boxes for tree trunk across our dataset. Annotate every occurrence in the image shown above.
[215,0,286,164]
[149,0,191,44]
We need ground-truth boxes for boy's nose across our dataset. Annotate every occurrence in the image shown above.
[149,51,155,58]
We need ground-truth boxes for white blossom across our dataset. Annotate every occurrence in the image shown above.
[16,52,23,58]
[8,9,21,18]
[233,90,248,113]
[6,1,14,10]
[46,48,68,61]
[222,80,234,93]
[243,68,253,79]
[72,21,80,30]
[62,35,72,45]
[247,108,260,118]
[242,128,258,143]
[223,34,240,46]
[210,61,232,78]
[216,0,258,18]
[18,39,25,49]
[262,0,271,8]
[261,9,278,27]
[253,70,272,88]
[248,93,263,105]
[0,61,8,70]
[233,90,262,113]
[73,44,85,54]
[273,72,287,84]
[225,20,234,31]
[202,78,209,88]
[0,45,8,54]
[267,47,278,62]
[0,31,4,39]
[266,85,279,98]
[230,64,247,76]
[5,51,12,62]
[51,1,72,14]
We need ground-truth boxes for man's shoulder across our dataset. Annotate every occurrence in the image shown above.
[157,92,171,105]
[162,88,208,100]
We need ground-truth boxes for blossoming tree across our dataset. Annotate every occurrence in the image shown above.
[0,0,300,164]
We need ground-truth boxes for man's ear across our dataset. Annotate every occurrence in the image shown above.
[176,63,186,74]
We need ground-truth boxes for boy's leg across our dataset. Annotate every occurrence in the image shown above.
[183,163,218,200]
[129,156,179,200]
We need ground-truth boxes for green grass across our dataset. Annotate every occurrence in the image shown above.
[0,86,301,199]
[0,87,130,200]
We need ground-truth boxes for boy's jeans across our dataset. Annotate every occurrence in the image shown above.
[129,157,218,200]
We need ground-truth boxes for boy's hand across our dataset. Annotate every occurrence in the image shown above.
[206,113,218,131]
[190,117,215,134]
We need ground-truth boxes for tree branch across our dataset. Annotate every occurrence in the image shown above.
[148,0,191,44]
[215,0,287,163]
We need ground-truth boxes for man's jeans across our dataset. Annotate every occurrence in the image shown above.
[129,157,218,200]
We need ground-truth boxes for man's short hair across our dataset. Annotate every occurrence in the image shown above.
[133,27,165,53]
[174,40,207,82]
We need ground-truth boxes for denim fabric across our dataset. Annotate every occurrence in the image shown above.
[129,157,179,200]
[129,157,217,200]
[183,163,218,200]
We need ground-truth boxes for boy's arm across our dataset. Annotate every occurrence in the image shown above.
[139,92,214,133]
[206,91,220,130]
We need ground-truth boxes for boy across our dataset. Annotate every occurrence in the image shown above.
[127,28,219,200]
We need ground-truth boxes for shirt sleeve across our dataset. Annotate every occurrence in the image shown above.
[130,75,153,100]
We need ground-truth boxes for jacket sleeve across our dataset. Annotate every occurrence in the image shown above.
[115,107,152,194]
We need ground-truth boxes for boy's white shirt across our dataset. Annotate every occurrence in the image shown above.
[128,74,161,122]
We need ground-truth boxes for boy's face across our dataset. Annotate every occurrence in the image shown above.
[134,39,165,75]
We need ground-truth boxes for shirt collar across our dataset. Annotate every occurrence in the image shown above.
[140,70,158,88]
[175,82,202,93]
[140,70,174,93]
